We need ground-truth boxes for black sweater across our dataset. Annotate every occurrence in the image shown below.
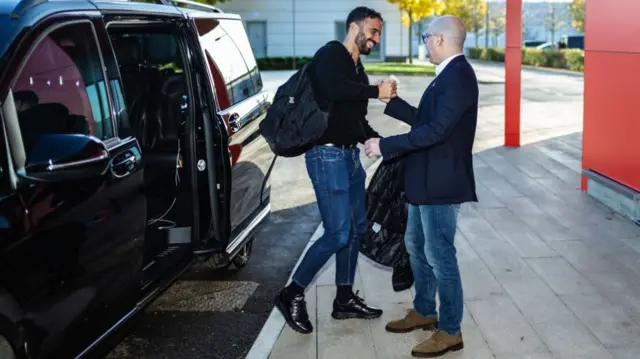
[312,41,380,147]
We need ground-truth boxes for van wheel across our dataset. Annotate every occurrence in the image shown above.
[206,252,231,270]
[232,238,253,269]
[0,335,15,359]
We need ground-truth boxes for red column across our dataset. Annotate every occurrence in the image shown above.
[504,0,522,147]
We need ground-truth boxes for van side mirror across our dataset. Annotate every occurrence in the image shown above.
[19,134,110,183]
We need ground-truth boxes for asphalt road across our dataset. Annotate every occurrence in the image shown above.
[104,61,584,359]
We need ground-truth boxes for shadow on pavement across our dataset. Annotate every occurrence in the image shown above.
[104,201,320,359]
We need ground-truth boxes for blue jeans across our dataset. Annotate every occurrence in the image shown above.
[291,145,367,287]
[405,203,463,335]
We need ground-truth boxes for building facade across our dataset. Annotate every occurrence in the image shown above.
[218,0,411,61]
[219,0,583,60]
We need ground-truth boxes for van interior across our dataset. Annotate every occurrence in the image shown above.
[108,24,194,286]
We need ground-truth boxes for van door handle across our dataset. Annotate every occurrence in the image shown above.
[229,113,242,133]
[111,152,137,178]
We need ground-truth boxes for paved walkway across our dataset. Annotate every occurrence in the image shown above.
[248,131,640,359]
[253,63,638,359]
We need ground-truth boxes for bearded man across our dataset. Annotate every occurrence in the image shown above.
[273,6,396,334]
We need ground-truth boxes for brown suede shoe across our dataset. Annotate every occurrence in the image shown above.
[411,330,464,358]
[385,309,438,333]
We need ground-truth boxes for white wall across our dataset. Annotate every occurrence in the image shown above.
[218,0,410,60]
[219,0,584,60]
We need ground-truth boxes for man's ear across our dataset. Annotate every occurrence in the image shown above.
[436,34,444,47]
[348,22,360,35]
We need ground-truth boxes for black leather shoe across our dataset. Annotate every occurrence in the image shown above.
[274,289,313,334]
[332,291,383,320]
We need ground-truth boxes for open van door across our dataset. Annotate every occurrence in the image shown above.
[180,14,232,256]
[182,11,275,263]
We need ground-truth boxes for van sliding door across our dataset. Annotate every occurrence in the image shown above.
[186,14,274,256]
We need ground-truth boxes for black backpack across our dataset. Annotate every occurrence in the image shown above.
[259,61,329,157]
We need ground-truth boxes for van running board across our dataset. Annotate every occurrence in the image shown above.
[141,244,190,291]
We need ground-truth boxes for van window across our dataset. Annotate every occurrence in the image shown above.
[11,22,114,154]
[0,115,5,185]
[221,19,263,94]
[199,20,254,107]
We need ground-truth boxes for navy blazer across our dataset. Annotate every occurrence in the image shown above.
[379,55,479,205]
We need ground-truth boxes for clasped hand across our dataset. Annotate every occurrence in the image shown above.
[377,79,397,103]
[364,138,381,158]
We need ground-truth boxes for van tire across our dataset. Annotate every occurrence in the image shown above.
[232,238,253,269]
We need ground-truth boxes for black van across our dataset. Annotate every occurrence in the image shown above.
[0,0,275,358]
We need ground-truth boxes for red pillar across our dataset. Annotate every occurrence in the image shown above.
[504,0,522,147]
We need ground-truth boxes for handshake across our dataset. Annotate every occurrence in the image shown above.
[377,78,398,103]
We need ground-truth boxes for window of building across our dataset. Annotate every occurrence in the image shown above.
[335,21,347,42]
[11,22,114,154]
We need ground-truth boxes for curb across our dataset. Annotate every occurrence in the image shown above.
[244,224,324,359]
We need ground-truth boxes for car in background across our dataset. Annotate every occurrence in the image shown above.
[535,42,558,50]
[524,40,545,48]
[0,0,274,358]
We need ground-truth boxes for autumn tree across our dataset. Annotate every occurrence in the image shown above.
[545,0,568,44]
[388,0,445,63]
[489,6,505,47]
[569,0,585,32]
[443,0,487,47]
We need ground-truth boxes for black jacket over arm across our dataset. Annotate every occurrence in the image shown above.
[380,56,479,205]
[312,41,380,146]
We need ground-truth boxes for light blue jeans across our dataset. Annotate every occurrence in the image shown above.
[291,145,367,287]
[405,203,463,335]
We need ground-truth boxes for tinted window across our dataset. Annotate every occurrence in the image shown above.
[0,114,5,184]
[108,30,187,141]
[221,19,263,93]
[0,15,16,59]
[110,79,129,132]
[11,22,113,154]
[200,21,253,106]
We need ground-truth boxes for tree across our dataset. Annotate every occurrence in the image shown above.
[569,0,585,32]
[545,0,567,44]
[522,11,535,41]
[443,0,487,47]
[388,0,445,63]
[489,6,505,47]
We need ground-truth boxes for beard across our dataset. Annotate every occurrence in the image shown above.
[355,29,372,55]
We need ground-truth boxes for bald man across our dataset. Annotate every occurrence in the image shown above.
[364,15,478,357]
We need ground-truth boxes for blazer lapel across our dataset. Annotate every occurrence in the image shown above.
[417,79,437,109]
[425,79,437,95]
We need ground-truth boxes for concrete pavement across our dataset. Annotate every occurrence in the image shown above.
[251,132,640,359]
[247,67,640,359]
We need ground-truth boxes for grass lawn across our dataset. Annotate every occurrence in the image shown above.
[363,62,436,76]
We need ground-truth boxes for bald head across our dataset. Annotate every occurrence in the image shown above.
[429,15,466,50]
[424,15,466,64]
